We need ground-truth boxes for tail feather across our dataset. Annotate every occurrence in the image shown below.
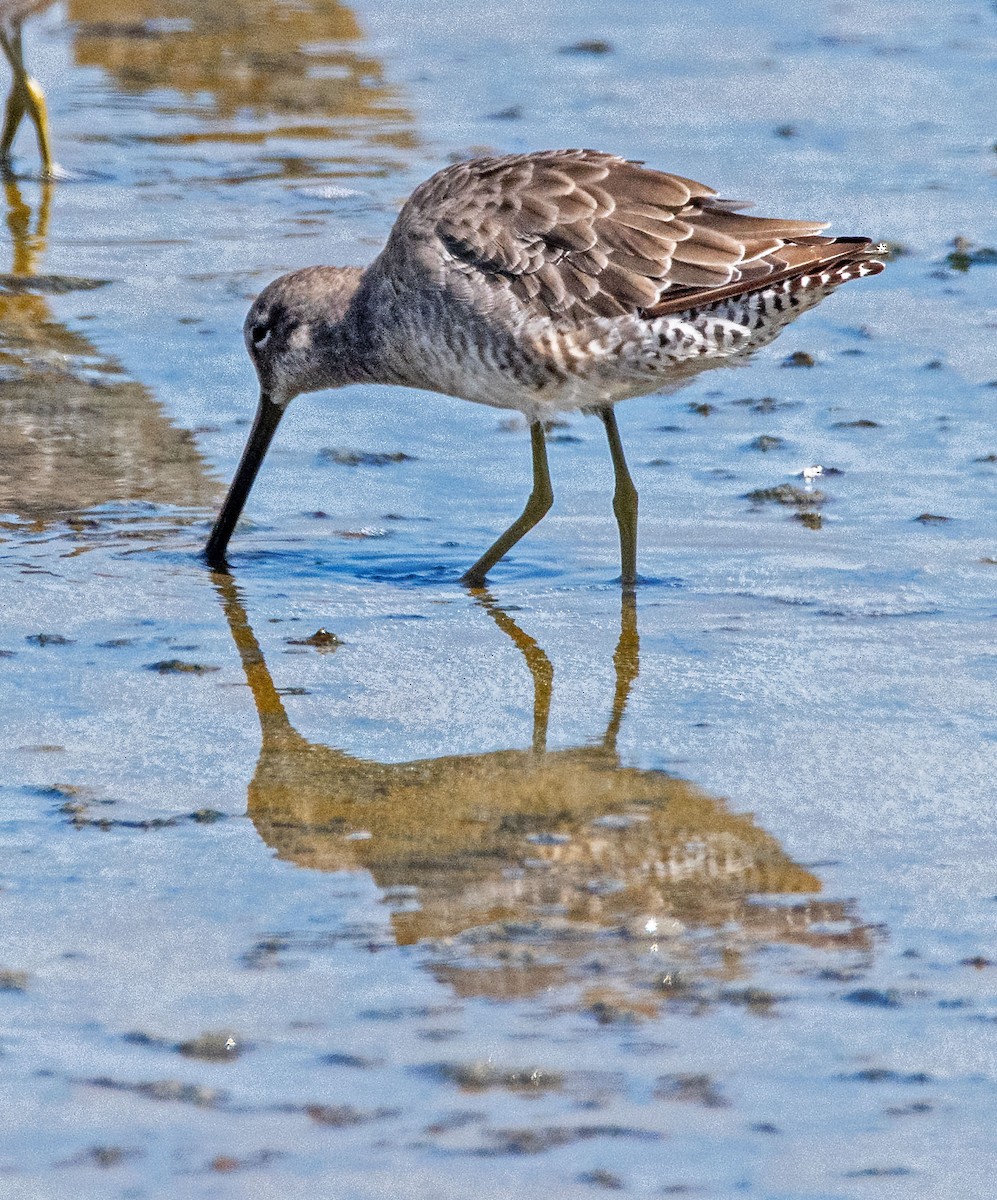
[645,237,884,318]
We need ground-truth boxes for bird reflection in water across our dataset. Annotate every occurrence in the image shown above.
[0,176,215,524]
[215,576,872,1009]
[66,0,414,165]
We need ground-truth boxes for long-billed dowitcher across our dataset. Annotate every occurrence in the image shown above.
[0,1,54,174]
[205,149,884,584]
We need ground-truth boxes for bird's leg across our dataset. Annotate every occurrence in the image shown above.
[0,27,53,175]
[599,406,639,588]
[460,420,552,587]
[0,89,26,167]
[21,74,52,175]
[0,30,27,166]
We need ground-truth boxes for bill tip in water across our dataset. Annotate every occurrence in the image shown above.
[203,533,231,572]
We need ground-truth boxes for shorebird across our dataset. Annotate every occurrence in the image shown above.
[205,149,884,584]
[0,1,54,175]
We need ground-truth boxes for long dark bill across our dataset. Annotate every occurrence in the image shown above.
[205,394,285,569]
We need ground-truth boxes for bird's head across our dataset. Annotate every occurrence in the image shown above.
[244,265,364,407]
[205,265,364,568]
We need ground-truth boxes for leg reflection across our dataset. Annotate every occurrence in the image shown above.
[211,573,869,997]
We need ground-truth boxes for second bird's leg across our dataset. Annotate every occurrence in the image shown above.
[0,27,53,175]
[599,406,639,588]
[461,421,553,587]
[0,30,27,164]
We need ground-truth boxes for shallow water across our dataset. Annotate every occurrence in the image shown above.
[1,2,996,1197]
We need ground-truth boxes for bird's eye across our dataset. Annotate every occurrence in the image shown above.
[250,323,271,348]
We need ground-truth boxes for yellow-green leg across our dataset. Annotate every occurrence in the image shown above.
[461,421,553,587]
[600,406,639,588]
[0,26,54,176]
[0,30,27,163]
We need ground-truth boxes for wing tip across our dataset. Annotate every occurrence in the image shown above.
[644,234,885,317]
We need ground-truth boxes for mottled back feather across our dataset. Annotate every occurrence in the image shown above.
[383,148,878,327]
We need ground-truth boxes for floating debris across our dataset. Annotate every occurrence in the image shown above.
[731,395,796,413]
[144,659,220,674]
[0,968,29,992]
[560,39,613,55]
[209,1151,283,1173]
[744,484,827,508]
[944,237,997,272]
[717,986,778,1014]
[844,1167,913,1178]
[579,1168,625,1189]
[319,448,416,467]
[25,633,74,646]
[87,1076,227,1107]
[122,1030,171,1049]
[655,1073,730,1108]
[873,242,909,259]
[845,1068,932,1084]
[913,513,952,524]
[747,435,784,452]
[304,1103,395,1127]
[429,1061,563,1092]
[584,987,659,1025]
[286,629,342,651]
[60,1145,140,1169]
[321,1051,382,1068]
[178,1031,244,1061]
[843,988,901,1008]
[0,273,110,294]
[782,350,815,367]
[484,1123,660,1154]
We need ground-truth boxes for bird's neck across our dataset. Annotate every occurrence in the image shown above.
[287,265,368,392]
[315,263,405,390]
[307,260,430,393]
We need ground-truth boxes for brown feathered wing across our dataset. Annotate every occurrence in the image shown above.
[387,148,875,324]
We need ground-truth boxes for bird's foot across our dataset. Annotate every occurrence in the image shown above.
[0,158,76,182]
[612,572,656,591]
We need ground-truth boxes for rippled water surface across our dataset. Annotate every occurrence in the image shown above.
[1,2,995,1197]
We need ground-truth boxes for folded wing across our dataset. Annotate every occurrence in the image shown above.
[387,148,875,324]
